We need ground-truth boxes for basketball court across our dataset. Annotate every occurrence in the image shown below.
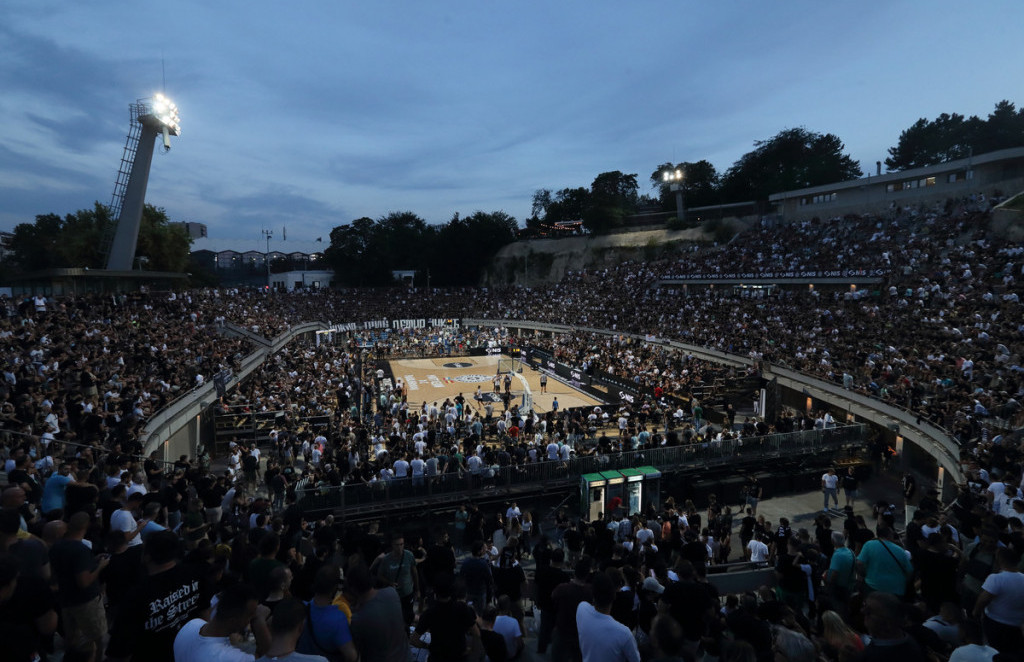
[387,354,605,415]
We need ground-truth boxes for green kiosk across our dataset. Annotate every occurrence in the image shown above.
[581,466,661,521]
[638,465,662,514]
[581,472,607,522]
[620,468,644,515]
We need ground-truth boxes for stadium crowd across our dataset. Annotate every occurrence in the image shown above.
[1,197,1024,661]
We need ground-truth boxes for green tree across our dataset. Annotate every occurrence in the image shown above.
[59,203,114,268]
[8,213,64,270]
[430,210,518,285]
[883,101,1024,171]
[531,189,553,219]
[4,202,190,272]
[323,217,377,286]
[544,187,591,224]
[975,100,1024,155]
[325,209,517,287]
[720,127,862,202]
[375,211,430,280]
[134,204,192,272]
[884,112,982,171]
[583,171,639,234]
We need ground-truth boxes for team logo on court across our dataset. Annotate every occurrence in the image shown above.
[451,374,492,383]
[443,362,474,368]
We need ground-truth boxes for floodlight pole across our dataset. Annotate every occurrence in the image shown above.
[107,125,160,270]
[263,229,273,288]
[105,95,180,271]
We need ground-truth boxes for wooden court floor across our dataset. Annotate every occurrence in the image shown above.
[387,354,604,415]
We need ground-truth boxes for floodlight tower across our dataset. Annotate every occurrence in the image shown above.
[102,94,181,271]
[662,168,685,224]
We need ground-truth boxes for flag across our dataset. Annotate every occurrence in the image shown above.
[282,226,287,241]
[316,237,322,242]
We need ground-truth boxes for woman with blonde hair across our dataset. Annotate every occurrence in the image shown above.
[818,610,864,661]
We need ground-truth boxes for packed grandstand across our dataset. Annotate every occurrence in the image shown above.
[2,195,1024,661]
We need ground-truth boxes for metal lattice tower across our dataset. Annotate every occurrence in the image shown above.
[101,95,181,271]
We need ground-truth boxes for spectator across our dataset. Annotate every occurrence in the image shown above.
[345,562,407,662]
[49,511,109,662]
[106,529,209,662]
[411,571,479,662]
[295,564,357,662]
[972,547,1024,654]
[576,569,641,662]
[173,583,271,662]
[857,526,913,597]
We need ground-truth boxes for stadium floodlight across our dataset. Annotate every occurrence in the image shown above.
[662,168,683,183]
[145,93,181,151]
[662,167,685,223]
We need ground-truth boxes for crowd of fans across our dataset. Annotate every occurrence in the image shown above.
[2,195,1024,660]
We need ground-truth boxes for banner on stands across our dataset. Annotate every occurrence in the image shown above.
[661,268,885,280]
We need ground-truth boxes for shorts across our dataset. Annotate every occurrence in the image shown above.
[63,595,107,650]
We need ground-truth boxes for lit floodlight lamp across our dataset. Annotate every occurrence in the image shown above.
[151,93,181,134]
[145,93,181,151]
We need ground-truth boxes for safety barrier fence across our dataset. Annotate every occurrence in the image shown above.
[296,423,864,515]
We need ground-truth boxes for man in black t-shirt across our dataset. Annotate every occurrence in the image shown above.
[660,560,717,651]
[412,572,479,662]
[107,530,210,662]
[534,547,571,654]
[0,553,58,662]
[50,512,109,661]
[843,467,860,507]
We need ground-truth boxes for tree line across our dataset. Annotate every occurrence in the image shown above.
[322,210,518,287]
[2,203,191,276]
[530,99,1024,235]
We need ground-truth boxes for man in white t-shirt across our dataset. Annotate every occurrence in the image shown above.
[822,468,840,511]
[413,433,427,457]
[410,456,426,486]
[546,440,560,461]
[746,535,770,564]
[972,547,1024,653]
[492,603,524,660]
[110,491,148,547]
[393,454,410,479]
[988,479,1022,516]
[577,571,641,662]
[173,584,269,662]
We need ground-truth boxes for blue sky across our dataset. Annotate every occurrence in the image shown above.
[2,2,1022,250]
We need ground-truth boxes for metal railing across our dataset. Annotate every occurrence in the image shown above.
[296,424,864,515]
